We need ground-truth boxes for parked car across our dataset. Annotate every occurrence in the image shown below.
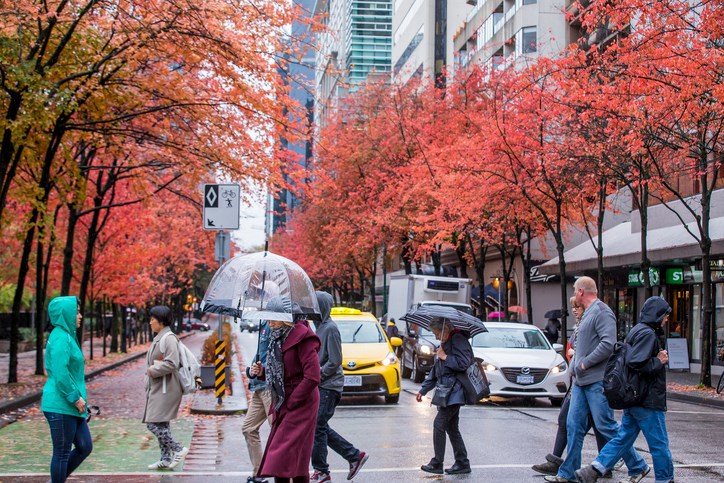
[188,318,210,331]
[330,307,403,404]
[470,322,570,406]
[400,322,440,383]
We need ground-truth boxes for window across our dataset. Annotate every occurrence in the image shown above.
[522,26,537,53]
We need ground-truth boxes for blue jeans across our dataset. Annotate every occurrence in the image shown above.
[311,388,359,473]
[44,411,93,483]
[593,407,674,483]
[557,382,647,480]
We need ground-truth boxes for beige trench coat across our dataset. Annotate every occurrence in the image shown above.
[142,327,182,423]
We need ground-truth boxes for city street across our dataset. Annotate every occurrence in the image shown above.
[1,326,724,482]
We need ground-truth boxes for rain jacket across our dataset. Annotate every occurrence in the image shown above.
[419,329,473,406]
[625,296,670,411]
[247,320,270,392]
[142,326,182,423]
[314,291,344,393]
[41,296,88,418]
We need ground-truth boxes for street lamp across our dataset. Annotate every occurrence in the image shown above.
[492,277,502,321]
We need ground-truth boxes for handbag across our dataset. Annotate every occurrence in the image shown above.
[431,382,453,407]
[456,359,490,404]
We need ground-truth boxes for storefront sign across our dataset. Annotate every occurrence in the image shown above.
[666,338,690,370]
[628,267,660,287]
[665,268,684,285]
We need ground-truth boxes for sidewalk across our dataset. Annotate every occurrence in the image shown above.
[666,369,724,409]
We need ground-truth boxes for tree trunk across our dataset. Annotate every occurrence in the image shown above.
[110,302,119,353]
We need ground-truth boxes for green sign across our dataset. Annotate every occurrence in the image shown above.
[628,267,660,287]
[666,268,684,284]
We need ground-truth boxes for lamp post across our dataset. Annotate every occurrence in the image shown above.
[493,277,502,321]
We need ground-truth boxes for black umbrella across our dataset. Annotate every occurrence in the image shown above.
[400,305,487,337]
[544,309,562,319]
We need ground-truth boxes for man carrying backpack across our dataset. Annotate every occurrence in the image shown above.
[576,296,674,483]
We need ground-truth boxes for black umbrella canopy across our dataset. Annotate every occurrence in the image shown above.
[400,305,487,337]
[544,309,562,319]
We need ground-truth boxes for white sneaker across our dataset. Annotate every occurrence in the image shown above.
[148,460,172,470]
[614,459,625,470]
[619,465,651,483]
[168,447,189,469]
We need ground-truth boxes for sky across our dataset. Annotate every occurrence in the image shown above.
[232,196,267,252]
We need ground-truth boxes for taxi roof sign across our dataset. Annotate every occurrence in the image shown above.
[330,307,362,316]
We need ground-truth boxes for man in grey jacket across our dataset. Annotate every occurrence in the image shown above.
[546,277,648,483]
[310,292,368,483]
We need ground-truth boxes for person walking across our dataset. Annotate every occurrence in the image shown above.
[251,297,321,483]
[532,296,612,477]
[576,296,674,483]
[42,296,93,483]
[142,305,189,471]
[544,317,562,344]
[310,292,369,483]
[244,319,273,483]
[415,317,473,476]
[546,276,648,483]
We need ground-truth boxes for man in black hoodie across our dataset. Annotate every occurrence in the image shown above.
[310,292,369,483]
[575,296,675,483]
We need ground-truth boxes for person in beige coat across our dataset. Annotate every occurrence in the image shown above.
[143,305,189,470]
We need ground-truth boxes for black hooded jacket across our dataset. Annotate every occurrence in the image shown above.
[625,296,670,411]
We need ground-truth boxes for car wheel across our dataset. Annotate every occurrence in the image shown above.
[549,397,564,407]
[385,394,399,404]
[412,357,425,383]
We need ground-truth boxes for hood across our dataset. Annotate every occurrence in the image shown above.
[639,296,671,328]
[315,291,333,327]
[472,347,562,368]
[342,342,393,366]
[48,296,78,335]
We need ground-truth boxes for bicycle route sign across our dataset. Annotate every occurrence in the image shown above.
[203,184,240,230]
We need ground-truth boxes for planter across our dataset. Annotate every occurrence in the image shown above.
[200,365,232,392]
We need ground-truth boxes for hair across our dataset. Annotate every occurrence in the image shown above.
[569,295,581,309]
[149,305,174,327]
[429,317,453,332]
[574,276,598,295]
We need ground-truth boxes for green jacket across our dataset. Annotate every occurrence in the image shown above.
[41,296,87,417]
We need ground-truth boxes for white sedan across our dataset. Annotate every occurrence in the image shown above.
[471,322,570,406]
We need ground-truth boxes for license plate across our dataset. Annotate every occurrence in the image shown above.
[516,374,535,384]
[344,375,362,387]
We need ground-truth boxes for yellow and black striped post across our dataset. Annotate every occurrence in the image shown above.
[215,339,226,404]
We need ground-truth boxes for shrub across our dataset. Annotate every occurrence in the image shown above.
[200,322,232,365]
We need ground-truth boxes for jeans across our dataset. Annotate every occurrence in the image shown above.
[557,382,647,480]
[431,404,469,467]
[311,388,359,473]
[242,388,272,476]
[44,411,93,483]
[553,391,608,457]
[592,407,674,483]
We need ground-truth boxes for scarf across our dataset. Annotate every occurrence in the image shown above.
[267,323,293,411]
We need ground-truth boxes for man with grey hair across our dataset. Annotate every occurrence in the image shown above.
[546,277,649,483]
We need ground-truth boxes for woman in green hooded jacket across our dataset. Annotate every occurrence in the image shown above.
[41,296,93,483]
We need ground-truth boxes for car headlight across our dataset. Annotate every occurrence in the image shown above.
[484,362,498,373]
[419,345,433,355]
[381,352,398,366]
[551,360,568,374]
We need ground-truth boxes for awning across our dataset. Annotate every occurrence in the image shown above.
[539,217,724,275]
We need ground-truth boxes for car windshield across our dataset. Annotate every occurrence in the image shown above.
[337,319,385,343]
[471,327,551,350]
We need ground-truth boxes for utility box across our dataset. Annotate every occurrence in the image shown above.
[387,274,473,334]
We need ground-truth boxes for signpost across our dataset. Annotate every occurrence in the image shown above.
[203,183,239,404]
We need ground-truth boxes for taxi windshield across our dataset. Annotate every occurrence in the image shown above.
[337,319,385,343]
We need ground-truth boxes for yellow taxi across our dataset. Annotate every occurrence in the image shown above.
[330,307,403,404]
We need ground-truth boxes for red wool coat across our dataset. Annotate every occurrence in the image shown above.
[258,321,321,478]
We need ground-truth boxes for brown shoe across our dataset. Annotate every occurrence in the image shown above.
[532,454,563,476]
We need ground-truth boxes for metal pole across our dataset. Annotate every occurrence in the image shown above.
[383,244,388,315]
[215,231,228,405]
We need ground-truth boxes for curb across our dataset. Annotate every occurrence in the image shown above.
[668,391,724,410]
[0,333,193,416]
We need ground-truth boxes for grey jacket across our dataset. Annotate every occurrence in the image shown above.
[314,292,345,392]
[572,299,616,386]
[143,327,183,423]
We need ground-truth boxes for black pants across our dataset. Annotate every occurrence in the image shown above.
[431,404,468,467]
[552,392,608,457]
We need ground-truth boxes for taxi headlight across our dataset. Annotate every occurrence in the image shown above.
[381,352,398,366]
[551,360,568,374]
[419,345,433,355]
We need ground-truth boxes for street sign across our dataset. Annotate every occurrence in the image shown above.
[203,184,240,230]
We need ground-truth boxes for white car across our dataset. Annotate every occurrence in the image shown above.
[471,322,570,406]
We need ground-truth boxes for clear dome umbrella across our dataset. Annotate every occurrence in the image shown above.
[200,251,320,323]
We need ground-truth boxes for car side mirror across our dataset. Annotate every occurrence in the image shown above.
[552,343,564,353]
[389,336,403,347]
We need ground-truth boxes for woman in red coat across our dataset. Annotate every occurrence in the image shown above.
[250,317,320,483]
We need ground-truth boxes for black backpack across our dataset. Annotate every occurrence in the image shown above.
[603,327,658,409]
